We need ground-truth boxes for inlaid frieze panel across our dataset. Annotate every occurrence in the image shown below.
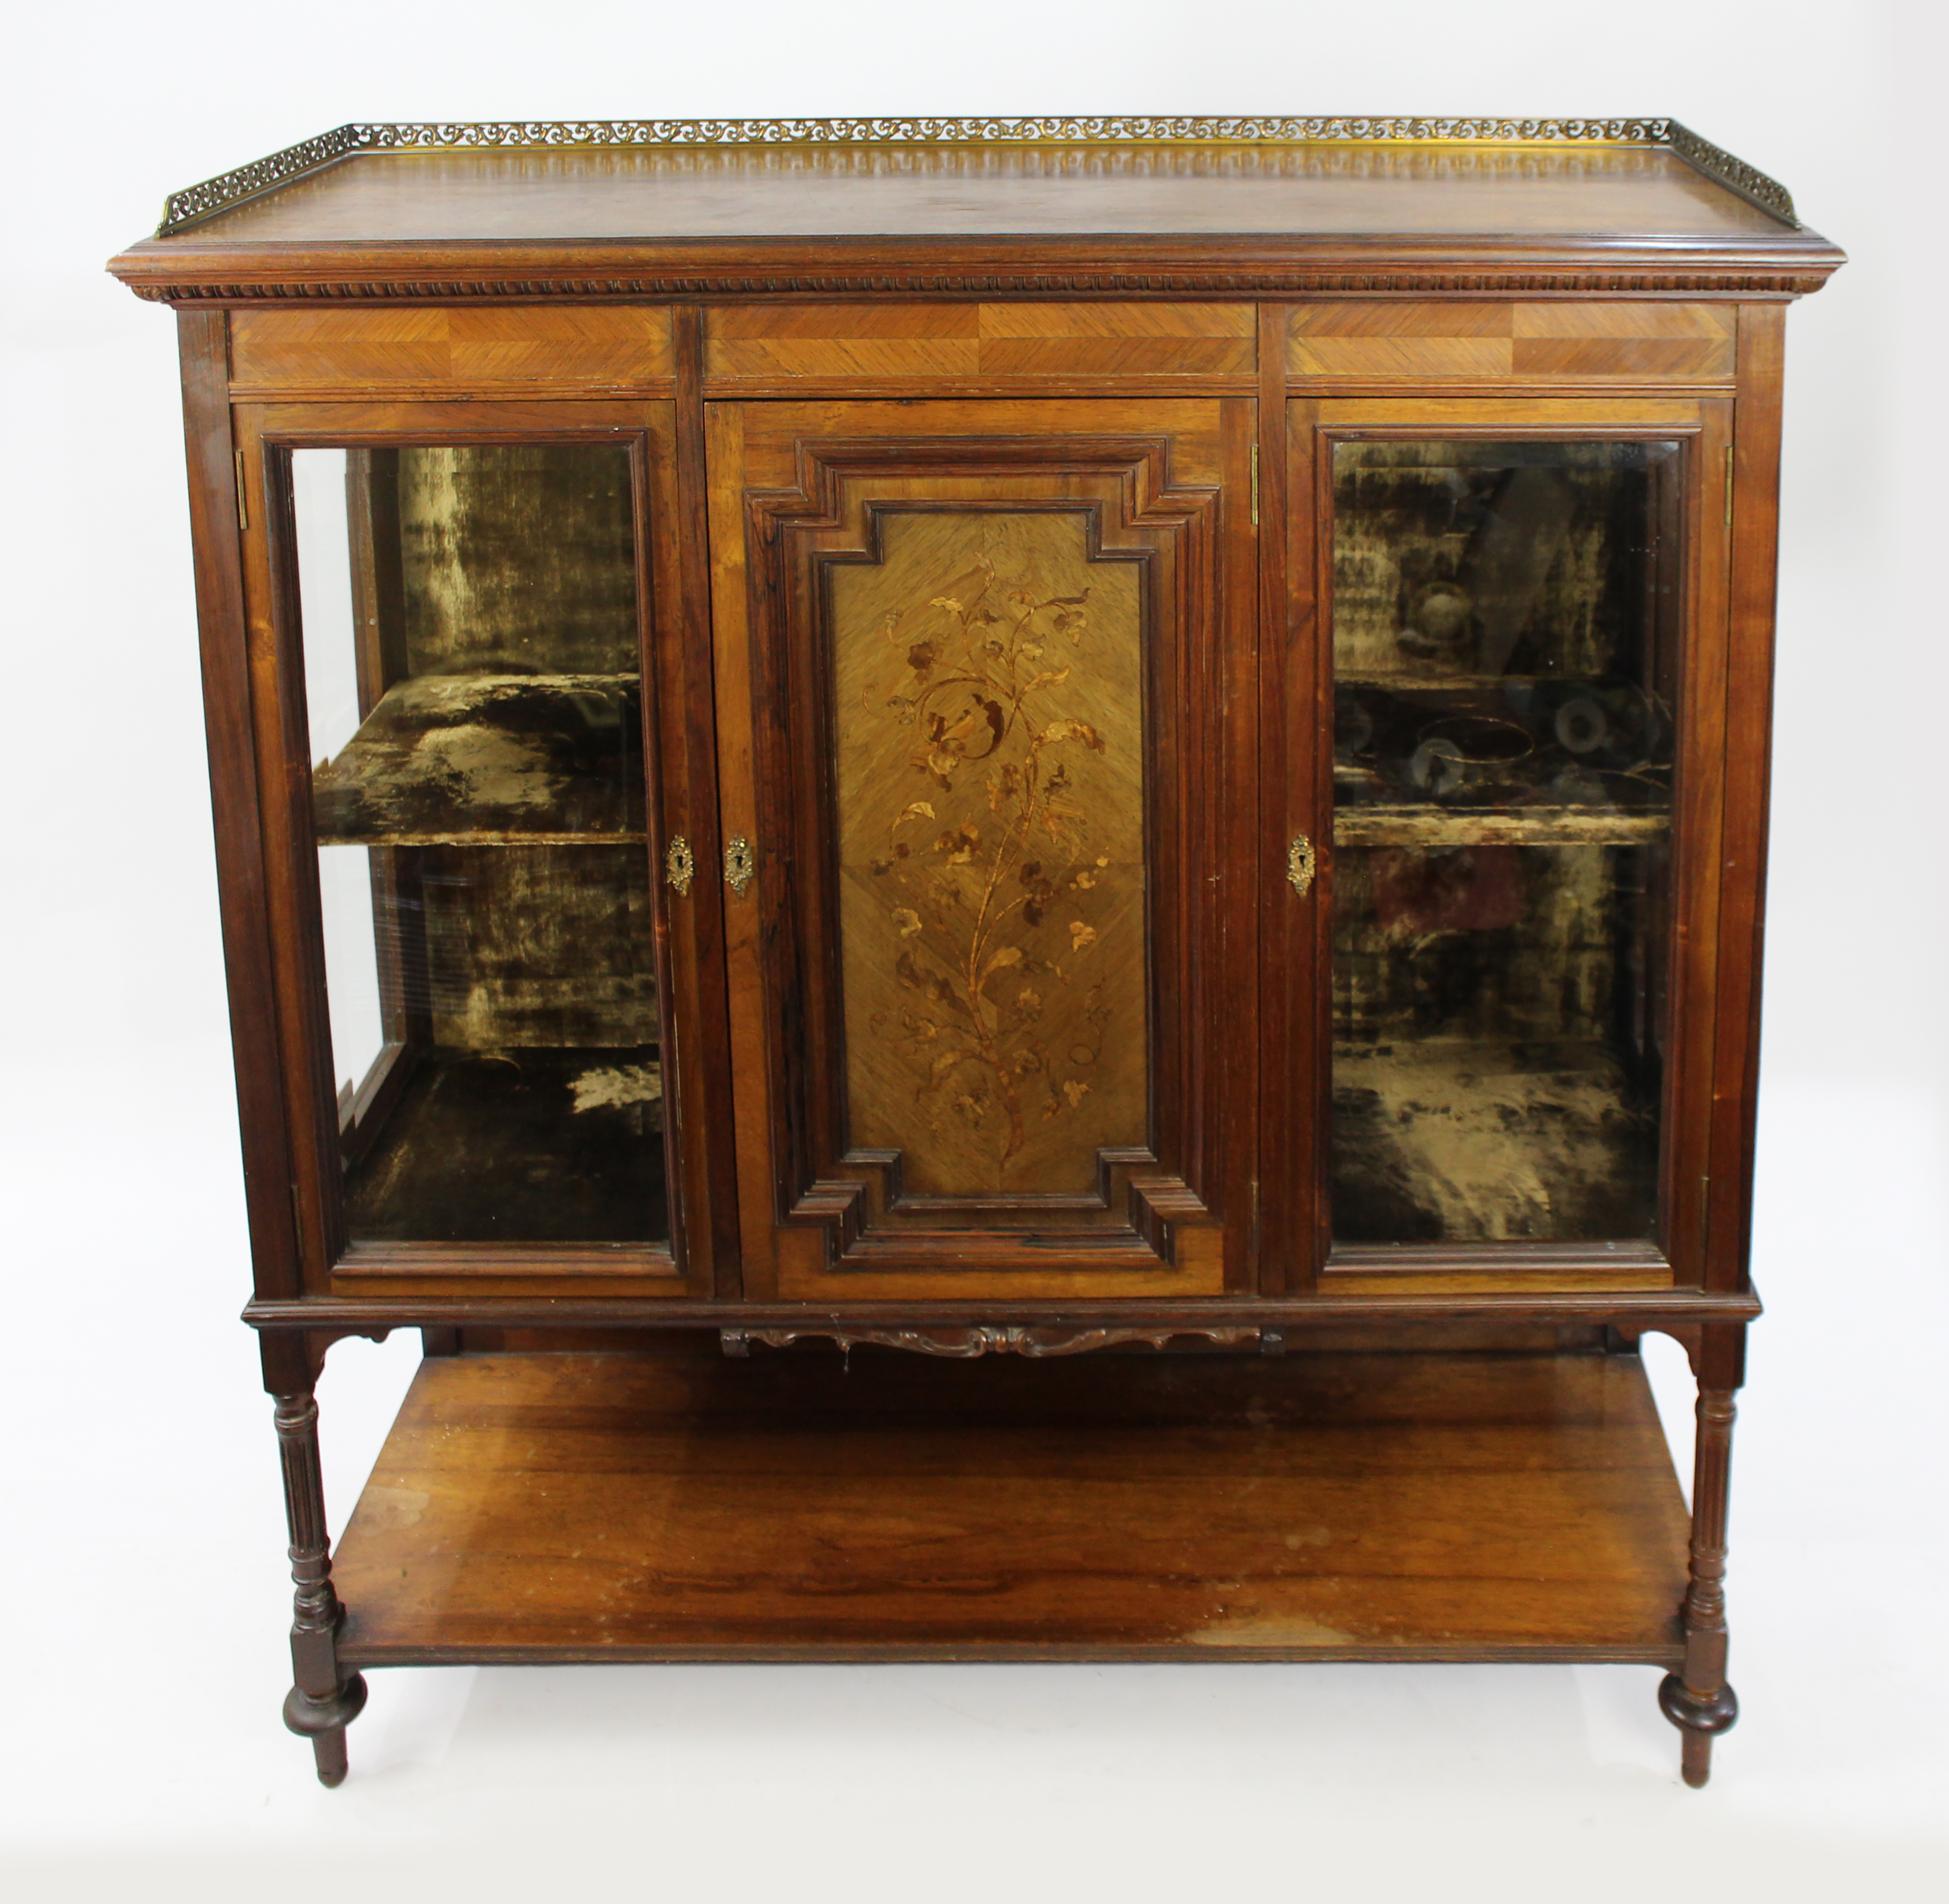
[231,307,676,393]
[1287,303,1736,383]
[704,303,1254,385]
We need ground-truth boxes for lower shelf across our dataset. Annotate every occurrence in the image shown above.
[332,1345,1691,1666]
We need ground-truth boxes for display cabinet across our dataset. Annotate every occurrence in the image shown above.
[107,117,1841,1787]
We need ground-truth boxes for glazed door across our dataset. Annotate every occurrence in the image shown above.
[709,400,1257,1299]
[235,400,730,1298]
[1268,397,1733,1295]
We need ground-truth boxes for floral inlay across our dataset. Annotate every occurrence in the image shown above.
[833,511,1147,1194]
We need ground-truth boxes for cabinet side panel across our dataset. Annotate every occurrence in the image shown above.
[1710,305,1788,1291]
[176,310,302,1300]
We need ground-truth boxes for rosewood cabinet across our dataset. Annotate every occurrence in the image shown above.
[108,117,1841,1788]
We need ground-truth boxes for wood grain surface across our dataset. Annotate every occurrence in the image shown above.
[706,302,1256,385]
[1287,303,1737,382]
[231,307,676,394]
[332,1345,1691,1661]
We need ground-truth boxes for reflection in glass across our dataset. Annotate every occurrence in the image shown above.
[291,445,665,1245]
[1330,440,1681,1244]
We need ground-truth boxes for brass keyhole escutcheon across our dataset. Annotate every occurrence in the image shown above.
[664,835,695,898]
[1287,834,1316,897]
[724,836,756,898]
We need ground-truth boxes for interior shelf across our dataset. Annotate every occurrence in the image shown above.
[1334,806,1671,847]
[331,1344,1692,1665]
[313,673,645,846]
[1338,672,1599,690]
[343,1046,665,1244]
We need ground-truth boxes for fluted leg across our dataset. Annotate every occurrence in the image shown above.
[1659,1383,1739,1786]
[273,1391,366,1786]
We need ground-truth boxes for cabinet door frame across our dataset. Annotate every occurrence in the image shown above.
[707,397,1259,1300]
[1272,394,1735,1295]
[231,397,729,1300]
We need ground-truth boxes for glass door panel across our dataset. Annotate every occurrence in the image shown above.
[287,444,667,1246]
[1330,439,1682,1244]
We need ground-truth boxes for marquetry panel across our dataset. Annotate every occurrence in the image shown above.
[229,307,676,392]
[704,303,1254,384]
[706,398,1254,1299]
[834,509,1148,1195]
[1287,303,1736,383]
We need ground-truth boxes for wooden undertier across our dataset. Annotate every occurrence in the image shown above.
[332,1345,1692,1665]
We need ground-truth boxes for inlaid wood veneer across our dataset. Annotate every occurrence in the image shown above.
[230,306,677,392]
[1287,302,1737,382]
[704,302,1256,382]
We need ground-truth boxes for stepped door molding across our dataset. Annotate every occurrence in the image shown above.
[708,400,1256,1300]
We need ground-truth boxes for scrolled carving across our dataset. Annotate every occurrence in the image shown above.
[720,1323,1261,1358]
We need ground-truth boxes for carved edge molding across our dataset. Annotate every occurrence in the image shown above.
[128,272,1833,304]
[152,115,1799,236]
[720,1323,1266,1358]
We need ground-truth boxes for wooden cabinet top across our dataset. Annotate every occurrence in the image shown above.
[107,117,1843,303]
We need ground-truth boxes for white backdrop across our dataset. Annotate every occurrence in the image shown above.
[2,4,1944,1898]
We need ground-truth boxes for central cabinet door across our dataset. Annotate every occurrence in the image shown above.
[708,401,1256,1298]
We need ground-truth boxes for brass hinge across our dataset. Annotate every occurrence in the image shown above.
[1250,443,1260,527]
[235,450,249,532]
[1249,1178,1262,1260]
[1724,444,1735,528]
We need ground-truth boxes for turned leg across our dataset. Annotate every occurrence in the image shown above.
[273,1391,367,1785]
[1659,1379,1739,1786]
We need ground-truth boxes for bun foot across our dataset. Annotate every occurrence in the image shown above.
[284,1671,368,1786]
[1659,1671,1738,1787]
